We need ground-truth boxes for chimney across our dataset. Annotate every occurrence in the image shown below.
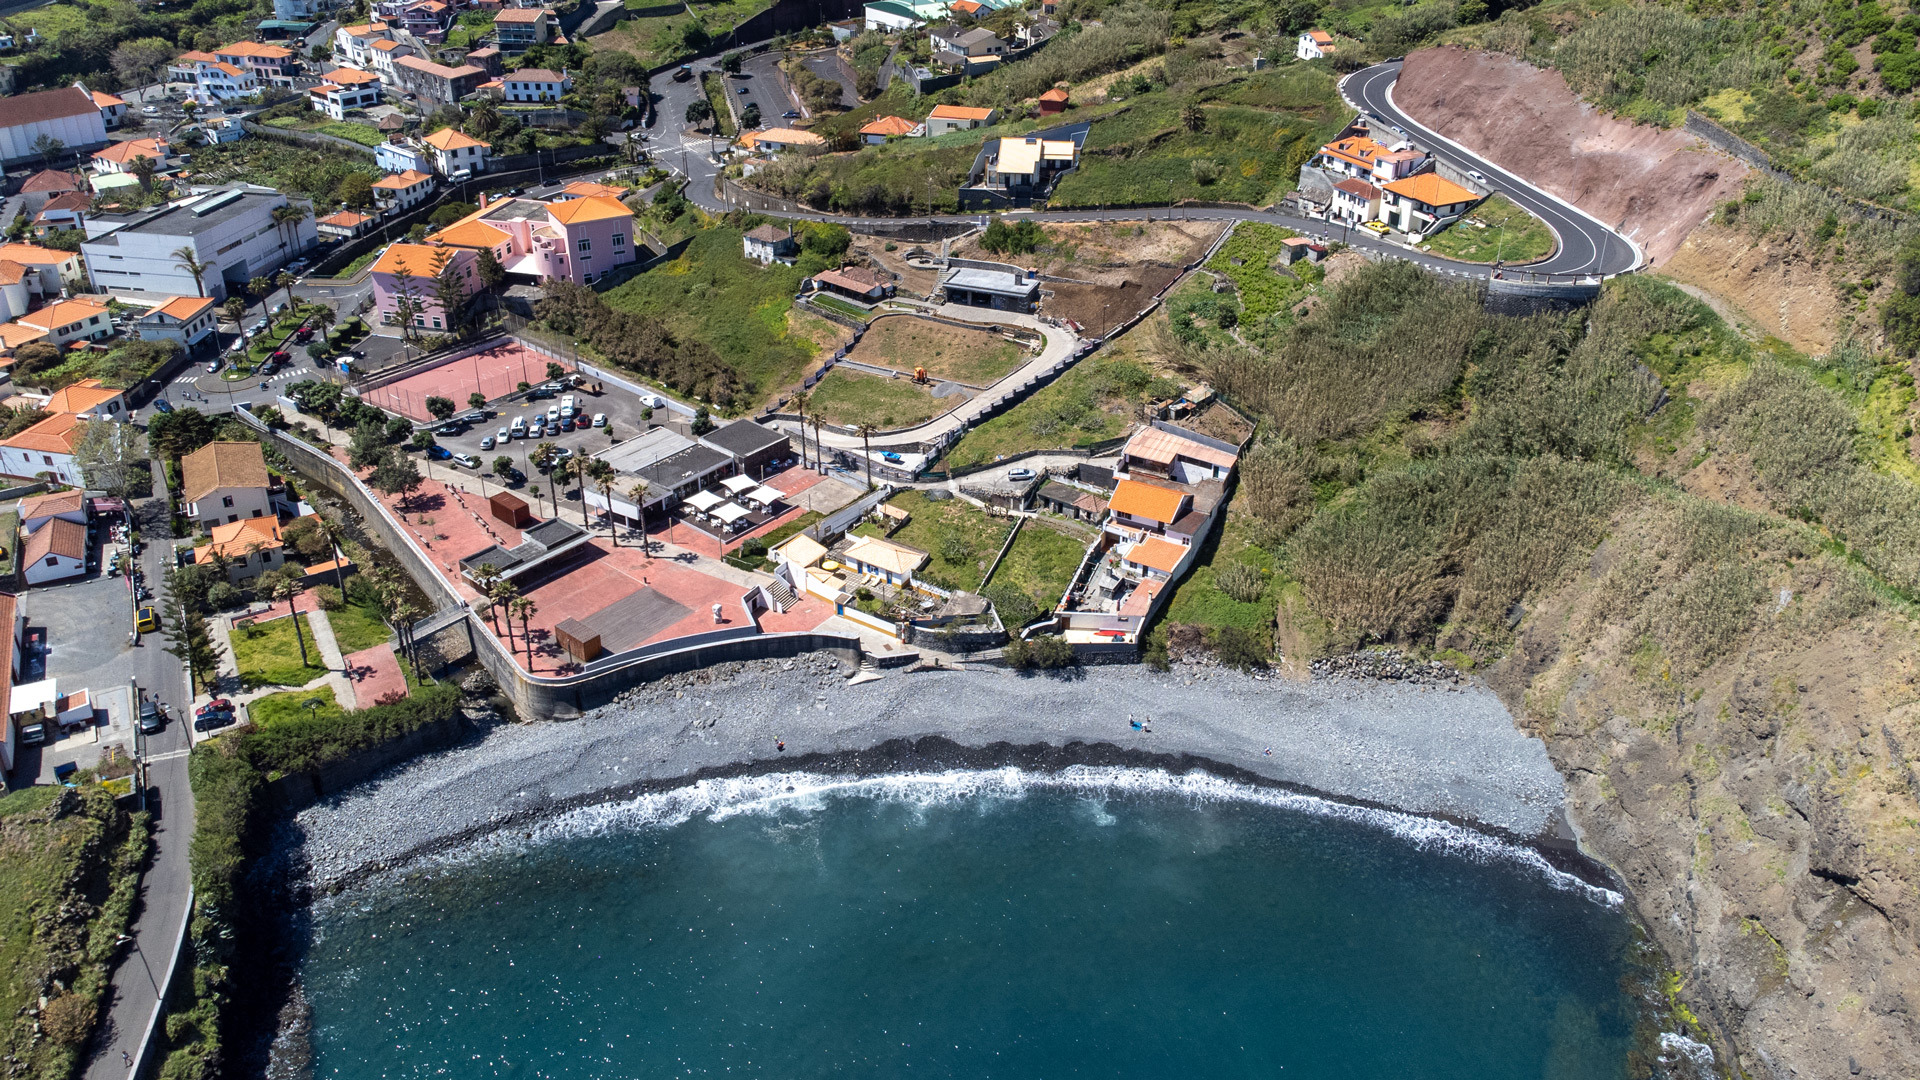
[479,191,490,208]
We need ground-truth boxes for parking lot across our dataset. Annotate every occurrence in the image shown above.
[424,373,670,480]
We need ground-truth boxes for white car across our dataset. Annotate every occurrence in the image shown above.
[592,412,607,427]
[452,452,481,469]
[510,417,527,438]
[546,405,561,423]
[1467,169,1488,184]
[639,393,666,409]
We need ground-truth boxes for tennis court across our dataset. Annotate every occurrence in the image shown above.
[361,340,574,421]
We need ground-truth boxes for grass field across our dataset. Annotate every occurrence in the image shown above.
[229,614,329,688]
[944,349,1175,469]
[264,116,385,147]
[245,685,344,729]
[853,490,1010,593]
[602,226,830,410]
[806,368,943,428]
[1206,223,1312,325]
[855,317,1026,385]
[807,293,872,321]
[323,594,392,654]
[701,71,738,137]
[1160,505,1279,632]
[1420,194,1557,264]
[1052,69,1348,209]
[989,521,1089,612]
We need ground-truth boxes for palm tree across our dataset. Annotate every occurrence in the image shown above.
[274,269,298,316]
[488,578,519,636]
[857,423,877,490]
[627,478,652,559]
[270,575,311,668]
[173,246,212,298]
[272,203,310,258]
[791,390,809,468]
[810,414,825,474]
[129,154,158,194]
[588,460,617,546]
[509,596,537,664]
[532,442,560,513]
[222,296,247,328]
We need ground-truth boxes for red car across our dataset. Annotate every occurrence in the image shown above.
[271,350,291,363]
[294,326,314,343]
[196,698,232,718]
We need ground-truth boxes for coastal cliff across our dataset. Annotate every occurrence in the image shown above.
[1489,497,1920,1079]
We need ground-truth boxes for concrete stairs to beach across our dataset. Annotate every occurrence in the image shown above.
[766,576,799,612]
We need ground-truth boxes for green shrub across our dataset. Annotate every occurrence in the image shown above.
[1215,561,1266,603]
[1005,634,1076,669]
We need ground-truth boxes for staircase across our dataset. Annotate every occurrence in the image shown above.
[766,576,799,613]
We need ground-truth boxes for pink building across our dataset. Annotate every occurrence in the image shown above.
[369,242,479,332]
[426,194,637,285]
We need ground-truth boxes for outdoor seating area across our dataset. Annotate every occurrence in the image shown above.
[674,476,787,536]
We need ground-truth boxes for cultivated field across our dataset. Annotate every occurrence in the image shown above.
[806,368,945,428]
[851,316,1027,385]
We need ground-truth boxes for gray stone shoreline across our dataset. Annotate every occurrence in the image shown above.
[292,657,1569,887]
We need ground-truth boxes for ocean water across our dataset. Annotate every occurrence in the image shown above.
[302,768,1653,1079]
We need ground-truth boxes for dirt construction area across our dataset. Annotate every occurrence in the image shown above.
[850,315,1029,386]
[953,220,1224,330]
[1393,47,1749,266]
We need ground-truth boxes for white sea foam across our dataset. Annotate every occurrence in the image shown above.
[1658,1031,1716,1076]
[393,767,1623,909]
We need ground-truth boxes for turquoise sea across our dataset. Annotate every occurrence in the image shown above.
[301,768,1655,1079]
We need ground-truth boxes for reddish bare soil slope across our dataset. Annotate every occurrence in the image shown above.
[1395,47,1747,265]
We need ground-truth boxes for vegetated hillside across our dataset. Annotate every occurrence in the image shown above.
[1137,260,1920,1077]
[0,786,148,1080]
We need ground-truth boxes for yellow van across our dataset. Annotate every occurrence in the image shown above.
[136,606,160,633]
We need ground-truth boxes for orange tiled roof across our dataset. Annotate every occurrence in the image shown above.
[194,516,283,564]
[19,488,84,520]
[0,244,70,267]
[1124,426,1238,469]
[25,517,87,562]
[495,7,546,20]
[0,411,84,455]
[0,262,25,287]
[373,169,434,189]
[327,67,381,84]
[19,299,109,333]
[928,104,995,121]
[422,127,488,151]
[318,210,375,228]
[1381,172,1480,208]
[181,440,269,502]
[369,242,457,277]
[546,195,631,225]
[153,296,216,322]
[558,180,626,199]
[1108,478,1187,525]
[0,324,49,350]
[1318,135,1388,171]
[92,138,167,165]
[218,41,294,58]
[430,218,510,248]
[45,378,122,415]
[89,89,127,108]
[1125,536,1187,574]
[1038,86,1069,102]
[860,115,918,137]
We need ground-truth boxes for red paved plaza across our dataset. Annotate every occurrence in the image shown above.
[361,341,573,421]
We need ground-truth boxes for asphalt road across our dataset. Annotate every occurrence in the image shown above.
[1340,61,1639,276]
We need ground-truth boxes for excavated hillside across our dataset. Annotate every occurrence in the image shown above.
[1394,47,1746,266]
[1489,465,1920,1080]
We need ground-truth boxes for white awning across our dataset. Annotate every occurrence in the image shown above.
[713,502,751,525]
[719,474,757,495]
[9,677,57,718]
[746,485,784,506]
[684,489,726,512]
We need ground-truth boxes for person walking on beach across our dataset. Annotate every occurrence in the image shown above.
[122,1050,132,1069]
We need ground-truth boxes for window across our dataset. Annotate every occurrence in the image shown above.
[611,233,625,250]
[251,508,262,517]
[41,455,51,465]
[577,238,591,253]
[432,318,442,328]
[222,495,234,507]
[45,555,56,566]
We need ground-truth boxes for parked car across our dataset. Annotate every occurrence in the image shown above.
[480,435,496,450]
[497,425,513,443]
[426,445,452,460]
[19,721,46,745]
[551,447,574,464]
[194,710,235,733]
[294,326,314,343]
[452,452,481,469]
[435,422,465,436]
[510,417,527,438]
[1007,467,1036,481]
[639,393,666,409]
[249,319,269,335]
[138,699,164,734]
[270,350,291,363]
[206,360,222,373]
[1362,220,1392,236]
[136,606,160,633]
[592,412,607,427]
[142,104,161,115]
[545,405,560,422]
[539,380,565,392]
[783,109,800,119]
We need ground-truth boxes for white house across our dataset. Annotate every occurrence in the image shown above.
[167,52,260,103]
[132,295,219,349]
[0,87,111,168]
[181,440,273,527]
[16,299,112,346]
[22,517,87,585]
[333,22,394,69]
[84,86,128,129]
[0,412,86,485]
[367,37,416,78]
[193,516,287,583]
[90,137,169,176]
[1297,29,1335,60]
[81,186,318,302]
[1379,173,1480,237]
[17,489,88,533]
[419,128,490,176]
[309,69,383,119]
[1329,177,1381,225]
[863,0,922,31]
[924,103,997,135]
[742,223,797,265]
[375,139,433,175]
[500,68,570,102]
[371,168,436,211]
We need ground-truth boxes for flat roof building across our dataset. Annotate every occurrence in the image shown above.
[81,186,317,301]
[940,265,1038,312]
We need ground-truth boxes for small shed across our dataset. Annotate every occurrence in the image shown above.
[1278,236,1325,264]
[1037,87,1069,114]
[554,618,601,663]
[490,491,532,528]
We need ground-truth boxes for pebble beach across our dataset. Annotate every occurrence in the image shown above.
[292,657,1572,888]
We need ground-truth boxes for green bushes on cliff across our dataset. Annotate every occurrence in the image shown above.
[161,683,463,1080]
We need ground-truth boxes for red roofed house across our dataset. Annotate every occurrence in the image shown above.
[0,87,110,168]
[0,411,88,485]
[310,72,384,120]
[194,516,287,583]
[493,7,553,51]
[32,192,93,236]
[1105,478,1192,542]
[1380,172,1481,237]
[501,67,571,102]
[1117,423,1239,485]
[1037,86,1069,114]
[0,262,30,324]
[22,516,87,585]
[17,299,112,348]
[18,489,88,533]
[371,169,437,212]
[812,265,892,303]
[85,86,129,129]
[1297,29,1336,59]
[133,295,220,349]
[427,194,638,285]
[213,41,299,83]
[858,115,922,144]
[369,243,479,330]
[316,210,377,240]
[167,52,259,103]
[45,378,129,420]
[1329,177,1381,226]
[90,137,169,176]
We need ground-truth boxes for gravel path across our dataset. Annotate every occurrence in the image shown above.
[293,658,1568,887]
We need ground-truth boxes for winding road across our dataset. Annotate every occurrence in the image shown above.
[664,61,1640,281]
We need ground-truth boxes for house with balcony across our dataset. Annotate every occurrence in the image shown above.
[91,137,168,176]
[925,103,996,135]
[309,67,382,118]
[371,167,436,210]
[1379,173,1480,237]
[214,41,299,84]
[420,126,490,174]
[1297,29,1335,59]
[383,0,453,42]
[167,52,259,103]
[1329,177,1380,226]
[333,21,394,69]
[375,137,434,175]
[369,242,479,331]
[500,67,569,101]
[427,193,637,285]
[16,299,111,346]
[32,192,91,236]
[368,37,418,78]
[494,7,553,51]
